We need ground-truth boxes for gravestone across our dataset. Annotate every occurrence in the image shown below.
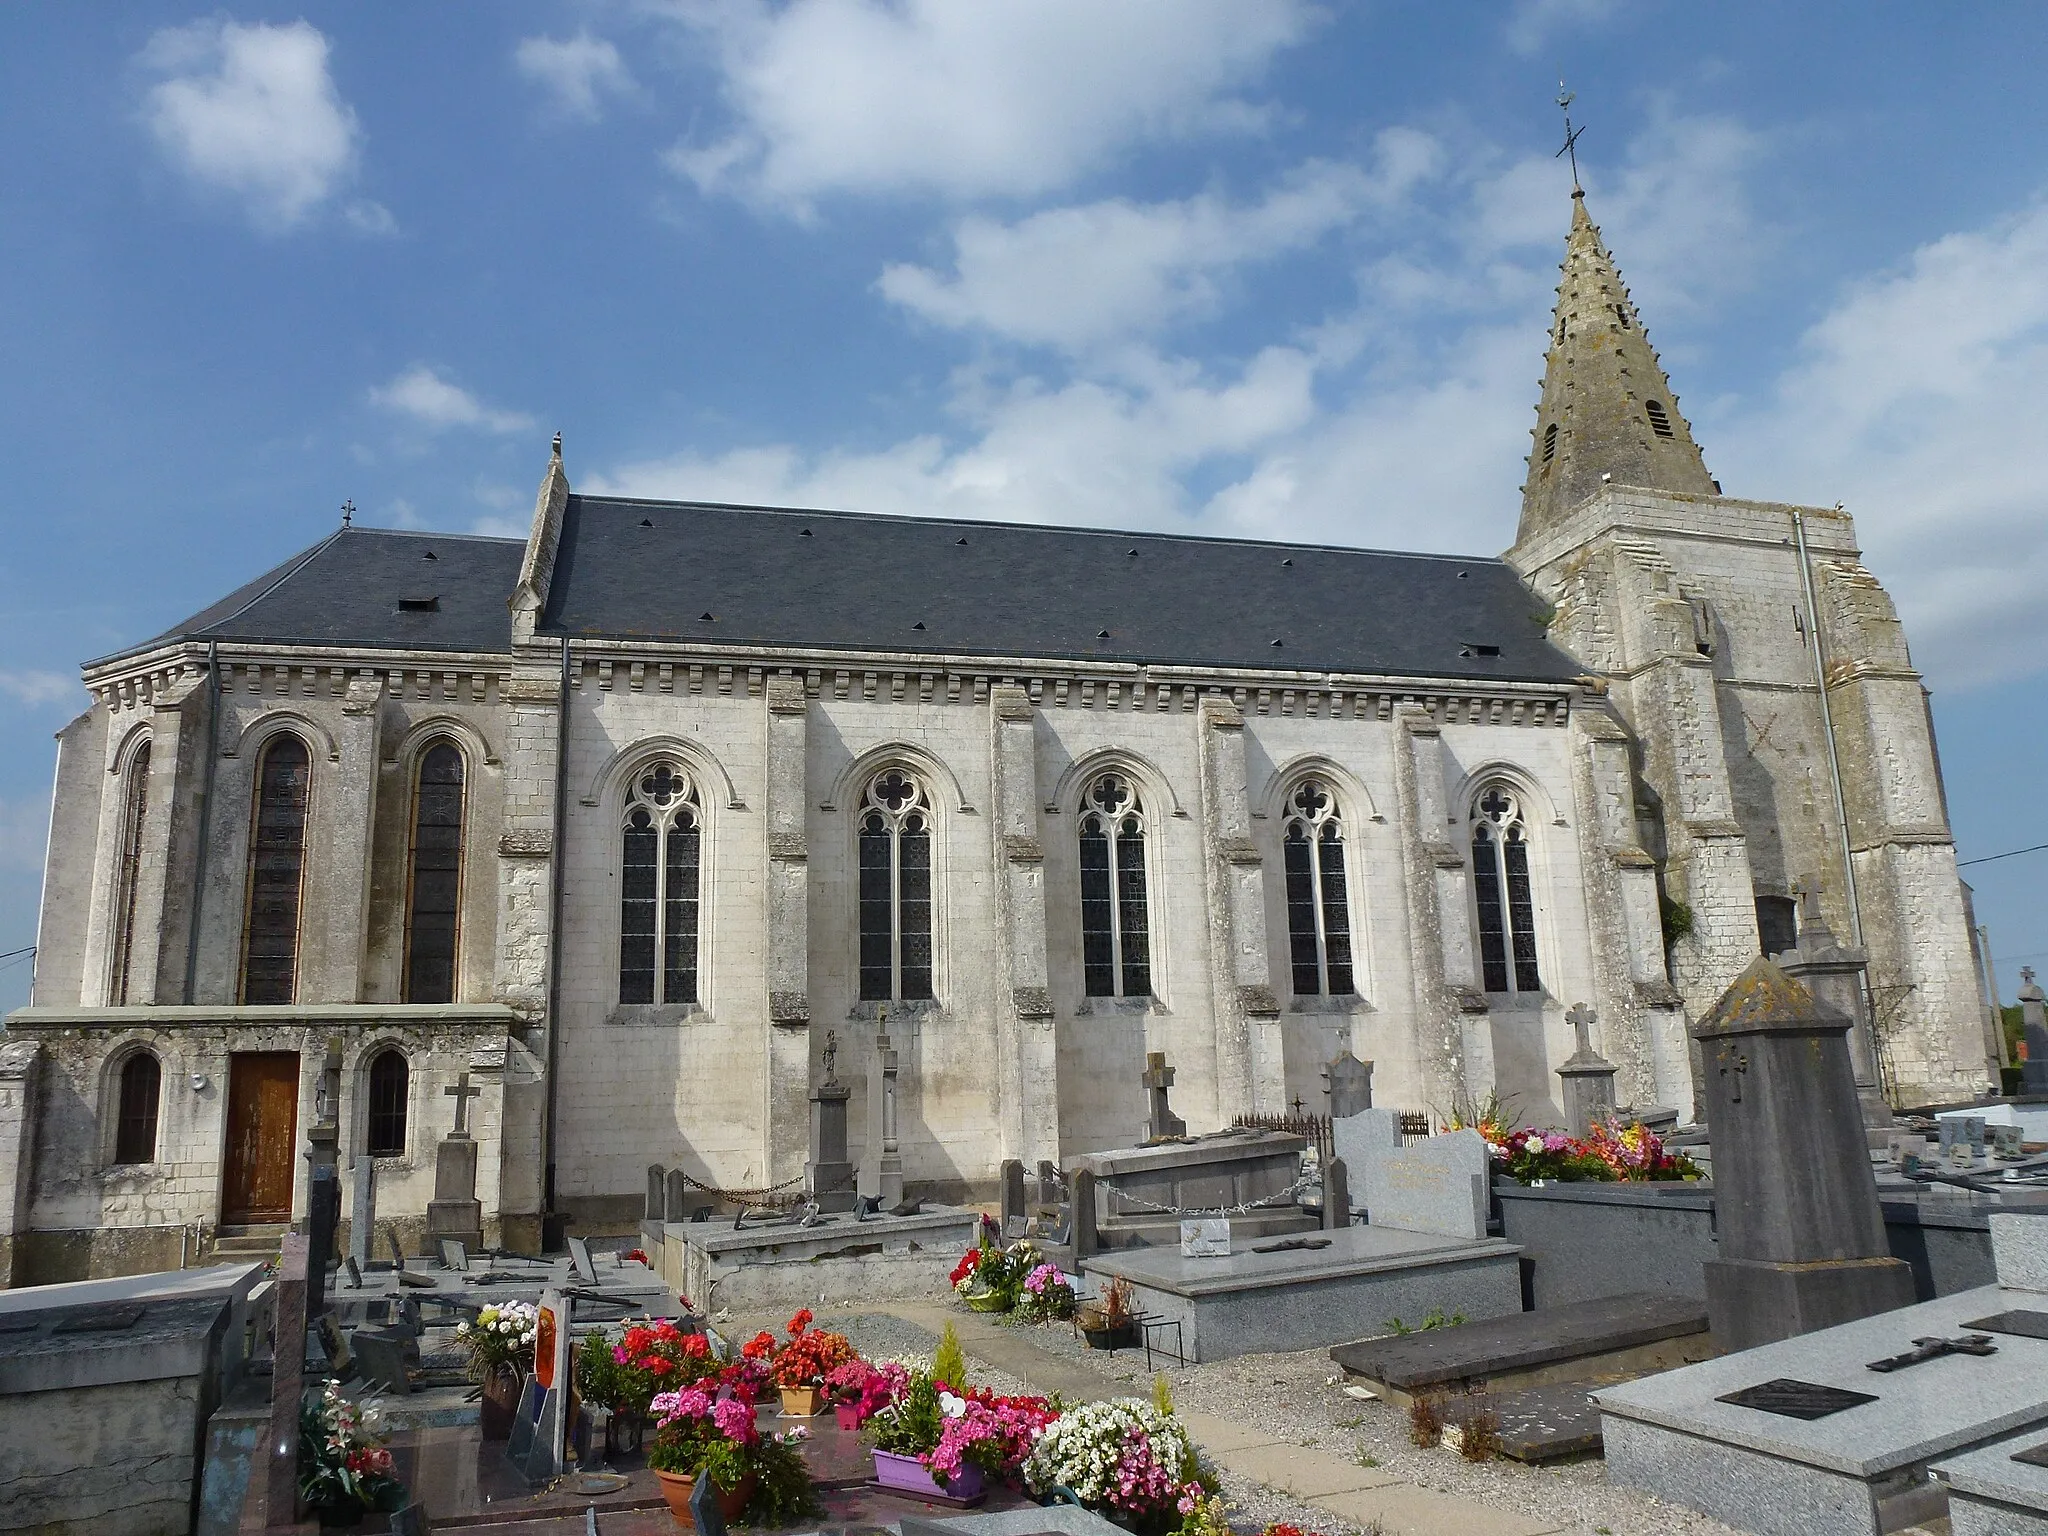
[1557,1002,1619,1137]
[347,1159,377,1276]
[438,1238,470,1272]
[1072,1169,1098,1258]
[666,1168,689,1223]
[1941,1117,1988,1166]
[1000,1160,1027,1232]
[1332,1105,1402,1184]
[567,1235,597,1284]
[1695,955,1915,1351]
[858,1020,905,1211]
[510,1289,575,1484]
[646,1165,667,1223]
[1359,1130,1489,1239]
[1780,886,1895,1132]
[305,1040,343,1317]
[1324,1052,1374,1118]
[352,1330,412,1394]
[2022,969,2048,1095]
[264,1234,309,1527]
[1322,1157,1351,1230]
[1143,1053,1187,1142]
[807,1031,857,1212]
[425,1073,486,1256]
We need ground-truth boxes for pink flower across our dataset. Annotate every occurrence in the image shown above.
[712,1397,758,1444]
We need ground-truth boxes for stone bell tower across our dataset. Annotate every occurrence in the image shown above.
[1508,187,1994,1107]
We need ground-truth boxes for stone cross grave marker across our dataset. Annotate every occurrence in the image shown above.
[1143,1052,1187,1142]
[445,1072,482,1136]
[1324,1052,1374,1119]
[1558,1001,1619,1136]
[2022,968,2048,1095]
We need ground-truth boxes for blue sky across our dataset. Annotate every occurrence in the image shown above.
[2,2,2046,1016]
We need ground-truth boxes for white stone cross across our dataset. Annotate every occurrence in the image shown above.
[445,1073,482,1137]
[1566,1002,1597,1056]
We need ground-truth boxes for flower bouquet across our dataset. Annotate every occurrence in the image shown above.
[1076,1276,1139,1350]
[950,1238,1038,1312]
[765,1309,854,1416]
[646,1384,818,1529]
[456,1300,538,1438]
[1023,1398,1211,1534]
[1476,1117,1700,1185]
[1015,1262,1077,1324]
[298,1381,407,1526]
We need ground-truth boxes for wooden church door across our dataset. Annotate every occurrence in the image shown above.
[223,1052,300,1223]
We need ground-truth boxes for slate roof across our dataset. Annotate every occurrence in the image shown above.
[539,496,1582,684]
[102,497,1583,686]
[100,528,524,666]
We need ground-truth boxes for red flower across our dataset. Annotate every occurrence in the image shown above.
[682,1333,710,1359]
[742,1330,778,1361]
[949,1248,979,1286]
[786,1308,814,1336]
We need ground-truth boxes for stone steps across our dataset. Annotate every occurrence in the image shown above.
[209,1224,288,1259]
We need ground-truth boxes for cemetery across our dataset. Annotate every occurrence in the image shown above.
[3,943,2047,1536]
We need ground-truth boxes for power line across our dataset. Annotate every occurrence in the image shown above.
[1959,841,2048,869]
[0,946,33,962]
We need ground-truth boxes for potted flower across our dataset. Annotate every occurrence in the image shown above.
[1016,1262,1077,1324]
[826,1358,893,1429]
[757,1309,853,1416]
[865,1365,1052,1501]
[298,1381,409,1527]
[1023,1398,1211,1534]
[456,1300,538,1439]
[646,1383,819,1530]
[950,1238,1038,1312]
[1076,1277,1140,1351]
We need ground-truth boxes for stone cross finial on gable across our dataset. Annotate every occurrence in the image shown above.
[1567,1002,1597,1056]
[2024,966,2037,988]
[444,1073,482,1137]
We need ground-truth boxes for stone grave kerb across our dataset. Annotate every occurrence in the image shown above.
[2021,967,2048,1094]
[1556,1002,1619,1137]
[1693,954,1914,1349]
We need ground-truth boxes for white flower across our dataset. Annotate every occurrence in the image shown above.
[939,1391,967,1419]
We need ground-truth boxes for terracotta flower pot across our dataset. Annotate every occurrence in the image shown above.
[654,1470,755,1529]
[778,1384,824,1417]
[479,1365,524,1441]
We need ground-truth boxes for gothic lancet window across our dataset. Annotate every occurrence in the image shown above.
[241,734,310,1004]
[1283,779,1354,996]
[114,1050,161,1164]
[109,741,151,1005]
[858,770,934,1003]
[1645,399,1675,438]
[618,764,701,1005]
[404,742,464,1004]
[1079,773,1151,998]
[366,1048,408,1157]
[1472,786,1542,995]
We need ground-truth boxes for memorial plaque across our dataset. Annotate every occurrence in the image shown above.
[1960,1310,2048,1342]
[1179,1218,1230,1257]
[1716,1378,1877,1420]
[1865,1334,1995,1372]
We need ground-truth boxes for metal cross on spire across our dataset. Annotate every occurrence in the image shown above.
[340,499,354,528]
[1556,81,1586,191]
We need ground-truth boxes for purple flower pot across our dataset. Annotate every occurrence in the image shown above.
[873,1449,985,1502]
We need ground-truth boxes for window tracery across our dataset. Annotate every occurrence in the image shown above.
[1079,773,1151,998]
[109,741,151,1005]
[404,742,464,1004]
[858,769,934,1002]
[1282,779,1354,996]
[619,763,701,1005]
[1472,785,1541,995]
[241,734,310,1004]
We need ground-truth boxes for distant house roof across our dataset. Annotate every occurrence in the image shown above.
[100,496,1582,687]
[537,496,1581,684]
[100,528,523,666]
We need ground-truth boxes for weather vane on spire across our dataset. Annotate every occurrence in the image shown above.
[1556,81,1586,192]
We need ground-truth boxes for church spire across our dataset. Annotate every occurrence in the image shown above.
[1517,189,1717,543]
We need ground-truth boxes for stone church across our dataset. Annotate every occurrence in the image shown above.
[0,189,1999,1282]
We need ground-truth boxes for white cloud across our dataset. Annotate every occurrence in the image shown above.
[1718,199,2048,688]
[1505,0,1622,58]
[0,671,79,709]
[140,18,361,231]
[344,199,397,236]
[881,139,1441,354]
[369,366,537,435]
[661,0,1315,208]
[516,31,633,119]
